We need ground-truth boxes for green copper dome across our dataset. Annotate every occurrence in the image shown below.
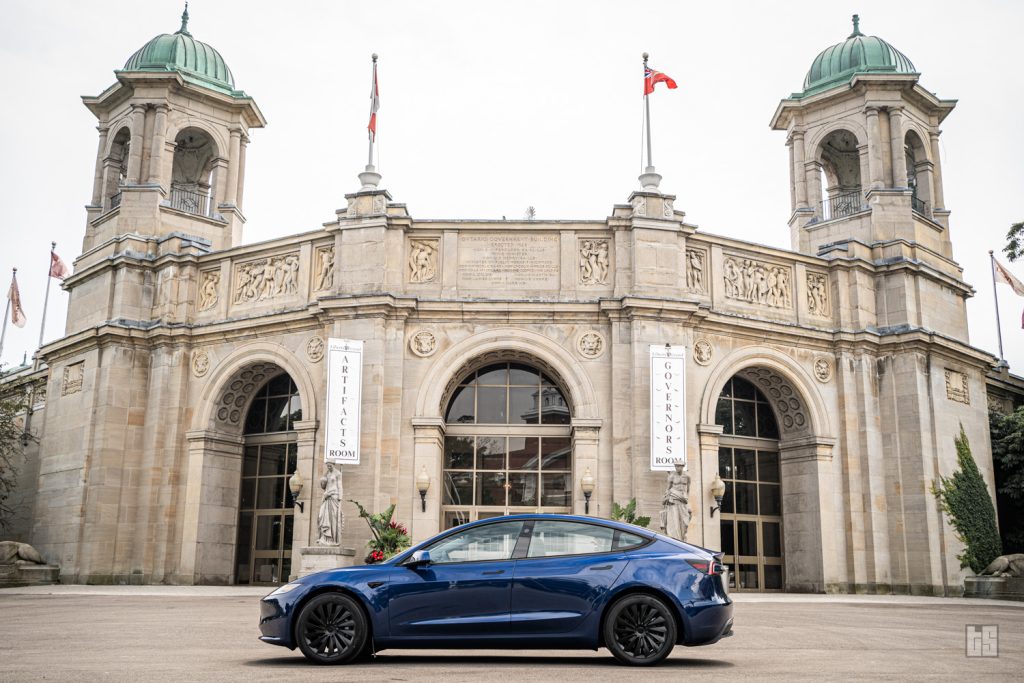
[800,15,916,97]
[120,6,237,95]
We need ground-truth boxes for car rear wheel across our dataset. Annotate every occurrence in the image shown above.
[295,593,368,665]
[604,594,677,666]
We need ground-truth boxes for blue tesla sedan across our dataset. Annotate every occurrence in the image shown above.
[259,514,733,666]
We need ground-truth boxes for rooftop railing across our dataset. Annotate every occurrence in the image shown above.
[818,189,868,222]
[168,187,212,217]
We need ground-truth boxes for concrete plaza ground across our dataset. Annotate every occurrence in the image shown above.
[0,586,1021,681]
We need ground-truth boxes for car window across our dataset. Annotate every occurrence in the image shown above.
[427,521,525,564]
[612,530,647,550]
[526,520,616,557]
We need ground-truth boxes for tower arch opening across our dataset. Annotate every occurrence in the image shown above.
[103,126,132,209]
[904,129,931,214]
[170,127,218,216]
[816,128,865,220]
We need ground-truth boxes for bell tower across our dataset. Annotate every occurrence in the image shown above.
[80,5,265,264]
[771,15,966,338]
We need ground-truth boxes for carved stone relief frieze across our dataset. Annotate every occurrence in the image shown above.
[723,256,792,308]
[61,362,84,396]
[663,198,674,219]
[806,272,830,317]
[945,369,970,404]
[314,245,335,291]
[579,239,610,286]
[372,194,386,214]
[233,253,300,304]
[198,270,220,312]
[686,249,706,294]
[408,239,438,284]
[631,194,647,217]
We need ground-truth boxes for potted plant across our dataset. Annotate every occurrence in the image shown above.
[349,500,412,563]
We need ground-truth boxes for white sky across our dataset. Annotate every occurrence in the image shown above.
[1,0,1022,371]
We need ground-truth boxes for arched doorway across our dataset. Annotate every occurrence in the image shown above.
[441,361,572,529]
[714,375,784,592]
[234,373,302,585]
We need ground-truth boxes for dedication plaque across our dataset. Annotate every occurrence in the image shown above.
[457,233,560,290]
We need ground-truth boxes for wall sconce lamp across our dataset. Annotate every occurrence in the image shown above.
[288,470,304,514]
[580,467,596,515]
[416,466,431,513]
[709,473,726,518]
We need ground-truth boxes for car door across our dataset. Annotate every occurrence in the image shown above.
[510,520,644,634]
[388,520,525,638]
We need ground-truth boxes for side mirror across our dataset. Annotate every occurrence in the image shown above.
[405,549,432,567]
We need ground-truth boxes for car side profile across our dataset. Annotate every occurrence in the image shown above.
[259,514,733,666]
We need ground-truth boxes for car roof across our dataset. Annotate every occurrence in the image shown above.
[453,513,655,535]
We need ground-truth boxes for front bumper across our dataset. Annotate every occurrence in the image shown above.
[259,593,298,649]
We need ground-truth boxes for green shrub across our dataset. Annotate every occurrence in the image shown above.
[349,500,411,563]
[932,425,1002,573]
[610,498,650,528]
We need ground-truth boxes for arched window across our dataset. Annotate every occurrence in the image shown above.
[442,362,572,528]
[816,129,865,221]
[104,126,132,210]
[235,373,302,585]
[170,127,217,217]
[904,129,931,216]
[715,375,784,592]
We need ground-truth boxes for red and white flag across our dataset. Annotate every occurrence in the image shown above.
[368,58,380,141]
[993,257,1024,328]
[8,272,26,328]
[644,65,677,96]
[49,250,71,280]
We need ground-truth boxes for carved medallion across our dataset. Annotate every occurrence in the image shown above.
[408,239,438,284]
[191,350,211,378]
[306,336,325,363]
[693,339,713,366]
[409,330,438,357]
[577,331,604,359]
[945,369,970,404]
[722,255,792,308]
[806,272,830,317]
[813,358,832,383]
[579,239,610,286]
[198,270,220,312]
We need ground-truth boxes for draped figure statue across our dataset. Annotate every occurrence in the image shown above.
[660,463,691,542]
[316,462,343,545]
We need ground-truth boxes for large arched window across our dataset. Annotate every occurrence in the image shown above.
[715,375,783,592]
[235,374,302,585]
[442,362,572,529]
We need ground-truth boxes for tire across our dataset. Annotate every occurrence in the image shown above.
[603,594,677,666]
[294,593,368,665]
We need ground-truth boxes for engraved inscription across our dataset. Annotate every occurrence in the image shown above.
[458,233,560,289]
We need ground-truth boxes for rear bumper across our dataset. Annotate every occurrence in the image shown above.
[681,598,734,646]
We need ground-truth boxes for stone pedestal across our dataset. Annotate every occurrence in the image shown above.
[0,563,60,587]
[964,576,1024,602]
[294,547,357,579]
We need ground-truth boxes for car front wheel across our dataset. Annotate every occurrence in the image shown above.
[604,594,677,666]
[295,593,368,665]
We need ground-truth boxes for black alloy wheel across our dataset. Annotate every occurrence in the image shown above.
[604,594,677,666]
[295,593,368,665]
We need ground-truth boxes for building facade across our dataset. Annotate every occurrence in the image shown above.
[6,14,1003,594]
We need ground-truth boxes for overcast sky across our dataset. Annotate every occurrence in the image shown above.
[1,0,1022,372]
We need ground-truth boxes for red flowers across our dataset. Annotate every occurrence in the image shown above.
[370,550,385,562]
[388,520,408,536]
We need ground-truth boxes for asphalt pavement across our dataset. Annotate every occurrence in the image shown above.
[0,586,1021,681]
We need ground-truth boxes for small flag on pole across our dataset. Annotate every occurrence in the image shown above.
[993,257,1024,328]
[8,271,26,328]
[50,250,70,280]
[644,65,677,95]
[368,56,380,141]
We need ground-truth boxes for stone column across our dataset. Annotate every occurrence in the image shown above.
[125,104,147,185]
[865,107,884,189]
[236,135,249,212]
[224,128,242,206]
[572,418,602,516]
[210,157,229,210]
[791,130,808,209]
[292,420,319,547]
[410,417,444,543]
[90,126,110,206]
[697,423,724,550]
[888,108,908,188]
[147,104,169,186]
[778,435,837,593]
[928,131,945,209]
[804,160,823,212]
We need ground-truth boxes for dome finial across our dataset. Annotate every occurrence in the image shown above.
[177,2,192,36]
[849,13,863,38]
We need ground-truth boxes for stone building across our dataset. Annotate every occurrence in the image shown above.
[3,13,1006,594]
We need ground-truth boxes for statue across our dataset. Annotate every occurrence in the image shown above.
[0,541,46,565]
[660,463,691,541]
[317,462,343,545]
[980,553,1024,577]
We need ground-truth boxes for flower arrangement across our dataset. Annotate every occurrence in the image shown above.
[349,500,411,564]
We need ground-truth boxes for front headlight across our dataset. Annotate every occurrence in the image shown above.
[265,582,301,598]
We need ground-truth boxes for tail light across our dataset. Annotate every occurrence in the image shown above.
[686,558,725,575]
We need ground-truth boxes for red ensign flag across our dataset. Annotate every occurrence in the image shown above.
[368,60,380,141]
[50,250,71,280]
[8,272,26,328]
[644,66,678,95]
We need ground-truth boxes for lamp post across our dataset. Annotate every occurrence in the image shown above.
[580,467,595,515]
[416,466,431,513]
[288,470,304,513]
[709,473,726,517]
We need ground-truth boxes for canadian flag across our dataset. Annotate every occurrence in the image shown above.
[50,250,71,280]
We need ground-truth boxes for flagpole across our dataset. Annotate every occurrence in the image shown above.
[643,52,653,170]
[0,268,13,362]
[990,250,1006,364]
[38,242,56,350]
[367,53,378,169]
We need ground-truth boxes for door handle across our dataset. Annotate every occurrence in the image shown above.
[482,569,506,575]
[588,565,613,571]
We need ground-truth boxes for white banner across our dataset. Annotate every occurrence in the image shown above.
[325,338,363,464]
[650,344,686,471]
